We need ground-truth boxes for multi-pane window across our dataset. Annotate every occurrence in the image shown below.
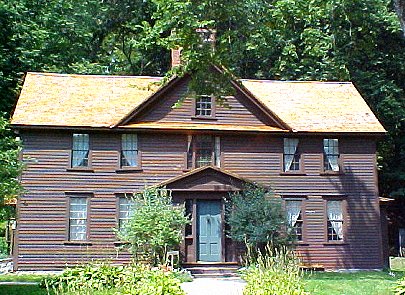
[283,138,300,171]
[327,200,344,241]
[187,135,220,169]
[195,96,213,117]
[72,133,89,167]
[118,196,134,230]
[69,197,88,241]
[324,139,339,171]
[121,134,138,167]
[285,200,303,241]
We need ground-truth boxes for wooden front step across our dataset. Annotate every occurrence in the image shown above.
[183,262,240,278]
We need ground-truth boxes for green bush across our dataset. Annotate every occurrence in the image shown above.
[242,247,308,295]
[41,262,186,295]
[117,187,190,265]
[394,276,405,295]
[225,184,292,254]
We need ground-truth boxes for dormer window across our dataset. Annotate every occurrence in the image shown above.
[195,96,214,117]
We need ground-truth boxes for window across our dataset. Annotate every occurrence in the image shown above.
[187,135,220,169]
[285,200,304,241]
[118,196,134,230]
[121,134,138,167]
[324,139,339,172]
[72,133,89,167]
[69,197,88,241]
[184,199,193,236]
[283,138,300,171]
[195,96,213,117]
[327,200,344,241]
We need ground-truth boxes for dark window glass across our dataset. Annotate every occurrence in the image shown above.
[195,96,212,116]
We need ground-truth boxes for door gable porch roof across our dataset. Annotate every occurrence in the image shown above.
[156,166,251,192]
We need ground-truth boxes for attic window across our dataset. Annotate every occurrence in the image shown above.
[195,96,214,117]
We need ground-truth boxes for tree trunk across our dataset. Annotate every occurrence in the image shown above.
[394,0,405,37]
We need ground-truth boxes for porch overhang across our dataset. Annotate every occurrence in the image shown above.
[155,166,252,192]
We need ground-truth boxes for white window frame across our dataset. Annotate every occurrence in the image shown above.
[71,133,89,167]
[323,139,340,172]
[283,138,300,172]
[69,196,88,241]
[121,134,138,167]
[118,196,135,230]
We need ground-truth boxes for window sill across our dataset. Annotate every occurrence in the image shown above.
[279,172,307,176]
[114,241,130,246]
[293,242,310,246]
[66,168,94,172]
[191,116,218,121]
[116,168,143,173]
[323,242,348,246]
[320,171,343,176]
[184,236,193,240]
[64,241,92,246]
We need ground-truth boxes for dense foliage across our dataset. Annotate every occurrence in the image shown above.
[0,0,404,199]
[41,262,186,295]
[242,247,307,295]
[225,185,290,250]
[395,275,405,295]
[0,116,22,202]
[117,188,189,265]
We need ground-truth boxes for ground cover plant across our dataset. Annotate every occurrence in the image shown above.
[41,262,187,295]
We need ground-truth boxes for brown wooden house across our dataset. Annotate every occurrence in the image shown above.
[10,68,386,270]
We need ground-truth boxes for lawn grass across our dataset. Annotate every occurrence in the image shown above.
[304,270,405,295]
[0,273,48,282]
[0,284,47,295]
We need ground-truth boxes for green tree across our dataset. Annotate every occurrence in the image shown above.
[118,187,189,265]
[225,185,291,251]
[0,115,22,203]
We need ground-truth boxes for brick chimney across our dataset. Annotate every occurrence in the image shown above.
[171,47,182,69]
[170,28,216,69]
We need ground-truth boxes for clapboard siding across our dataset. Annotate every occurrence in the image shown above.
[134,78,275,127]
[15,130,382,270]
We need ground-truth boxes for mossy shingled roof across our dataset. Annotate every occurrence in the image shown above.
[11,72,386,133]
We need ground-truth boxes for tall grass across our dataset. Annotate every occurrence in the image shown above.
[242,246,308,295]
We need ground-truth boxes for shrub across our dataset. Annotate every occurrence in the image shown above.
[41,262,186,295]
[225,184,292,253]
[242,247,307,295]
[394,276,405,295]
[117,187,190,265]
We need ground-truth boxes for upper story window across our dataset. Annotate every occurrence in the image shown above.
[327,200,344,241]
[195,96,214,117]
[323,139,339,172]
[72,133,89,167]
[283,138,300,172]
[121,134,138,167]
[118,196,135,230]
[69,196,88,241]
[187,135,220,169]
[285,199,304,241]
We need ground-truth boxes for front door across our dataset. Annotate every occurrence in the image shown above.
[197,200,222,262]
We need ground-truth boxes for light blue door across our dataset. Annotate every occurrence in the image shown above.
[197,200,222,262]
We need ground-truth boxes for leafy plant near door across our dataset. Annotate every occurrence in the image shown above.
[117,187,190,266]
[225,184,292,257]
